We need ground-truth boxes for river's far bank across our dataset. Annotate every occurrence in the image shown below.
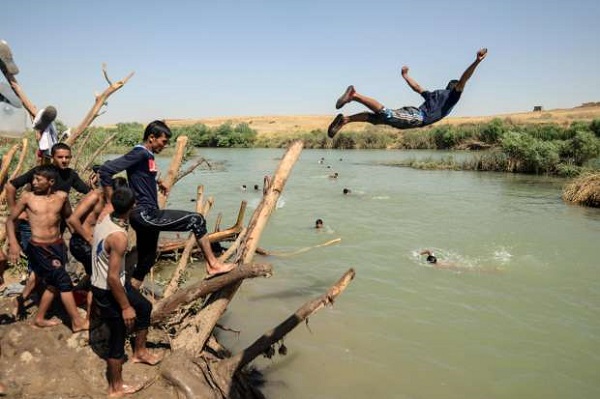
[163,103,600,139]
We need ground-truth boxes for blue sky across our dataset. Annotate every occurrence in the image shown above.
[2,0,599,126]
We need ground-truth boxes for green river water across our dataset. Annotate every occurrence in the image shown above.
[152,148,599,399]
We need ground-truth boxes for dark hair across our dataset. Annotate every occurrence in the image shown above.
[92,164,101,173]
[446,80,459,91]
[426,255,437,264]
[143,120,172,141]
[111,177,128,189]
[33,164,58,182]
[111,187,135,215]
[254,184,259,190]
[343,188,351,194]
[315,218,323,226]
[51,142,71,156]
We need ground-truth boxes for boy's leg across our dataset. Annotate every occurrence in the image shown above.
[334,85,385,113]
[132,209,234,282]
[125,286,162,365]
[328,112,374,138]
[34,287,61,328]
[59,290,89,332]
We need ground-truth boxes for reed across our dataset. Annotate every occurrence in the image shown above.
[562,172,600,207]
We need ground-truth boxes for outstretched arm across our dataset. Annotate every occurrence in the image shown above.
[401,66,425,94]
[455,48,487,92]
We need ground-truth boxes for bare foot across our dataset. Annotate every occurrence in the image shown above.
[205,261,236,278]
[131,350,163,366]
[108,382,144,397]
[71,318,90,333]
[33,317,62,328]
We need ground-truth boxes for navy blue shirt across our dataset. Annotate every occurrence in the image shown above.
[10,166,90,194]
[99,145,159,210]
[418,89,462,126]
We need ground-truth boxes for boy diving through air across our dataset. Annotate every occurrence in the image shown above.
[328,48,488,137]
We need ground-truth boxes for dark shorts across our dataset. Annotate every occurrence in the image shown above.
[26,239,73,292]
[367,106,424,129]
[69,233,92,276]
[129,207,208,282]
[17,220,33,272]
[91,284,153,360]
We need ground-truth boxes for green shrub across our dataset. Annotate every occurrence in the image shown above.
[500,131,560,173]
[478,118,505,144]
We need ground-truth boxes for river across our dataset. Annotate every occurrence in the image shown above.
[150,148,600,399]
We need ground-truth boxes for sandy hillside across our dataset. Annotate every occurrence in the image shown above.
[164,103,600,138]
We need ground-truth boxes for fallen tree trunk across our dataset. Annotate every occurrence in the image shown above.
[171,140,304,354]
[151,262,273,325]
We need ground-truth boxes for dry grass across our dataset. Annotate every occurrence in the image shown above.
[562,172,600,207]
[163,104,600,138]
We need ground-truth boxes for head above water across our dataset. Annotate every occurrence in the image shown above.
[426,255,437,264]
[315,218,323,229]
[446,79,459,91]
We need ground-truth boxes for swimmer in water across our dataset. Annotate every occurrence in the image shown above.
[419,249,503,274]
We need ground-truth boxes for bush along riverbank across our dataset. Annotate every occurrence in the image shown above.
[5,118,600,178]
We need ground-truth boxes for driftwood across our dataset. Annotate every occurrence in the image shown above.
[158,135,188,209]
[151,262,273,325]
[157,201,247,255]
[171,140,304,354]
[163,185,206,298]
[65,64,134,145]
[213,268,356,392]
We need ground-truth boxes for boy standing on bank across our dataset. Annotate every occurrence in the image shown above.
[91,186,161,397]
[6,165,88,331]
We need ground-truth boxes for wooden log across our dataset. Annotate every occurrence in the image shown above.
[0,139,27,207]
[158,135,188,209]
[173,157,211,186]
[80,132,118,172]
[8,138,28,180]
[163,185,204,298]
[212,268,356,390]
[66,65,134,145]
[1,73,37,119]
[151,262,273,326]
[0,143,20,189]
[172,140,303,353]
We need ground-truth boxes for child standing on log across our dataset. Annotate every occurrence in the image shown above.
[99,120,234,290]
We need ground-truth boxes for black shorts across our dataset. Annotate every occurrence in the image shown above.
[91,284,152,360]
[26,239,73,292]
[69,233,92,276]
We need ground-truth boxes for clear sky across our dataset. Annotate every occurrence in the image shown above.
[2,0,599,126]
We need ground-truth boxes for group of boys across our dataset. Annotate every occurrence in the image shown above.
[2,121,234,397]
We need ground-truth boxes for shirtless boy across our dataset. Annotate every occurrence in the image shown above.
[6,165,88,331]
[91,186,161,397]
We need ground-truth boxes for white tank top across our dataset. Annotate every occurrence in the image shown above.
[91,215,128,290]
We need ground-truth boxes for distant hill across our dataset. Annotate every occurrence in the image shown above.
[164,103,600,138]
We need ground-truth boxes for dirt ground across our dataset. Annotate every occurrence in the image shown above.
[0,294,177,398]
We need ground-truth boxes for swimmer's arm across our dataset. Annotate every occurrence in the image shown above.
[60,194,72,222]
[419,249,432,256]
